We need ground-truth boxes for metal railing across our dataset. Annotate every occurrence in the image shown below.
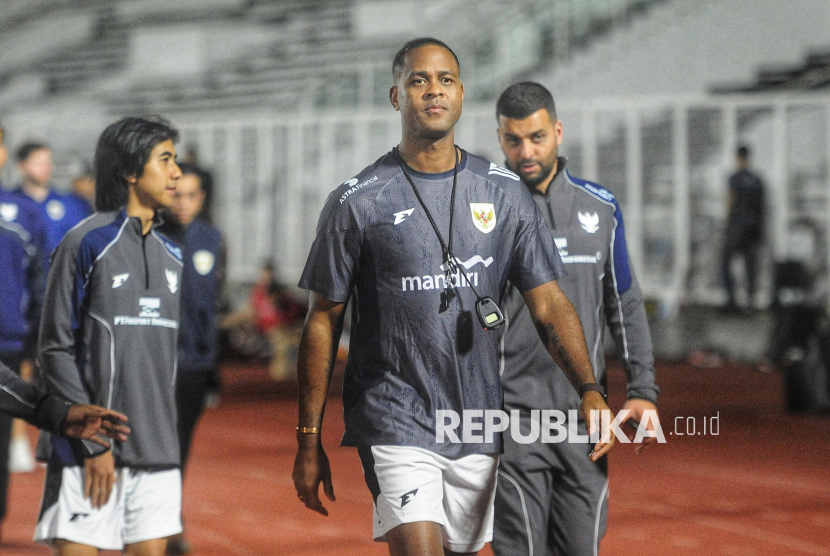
[173,92,830,310]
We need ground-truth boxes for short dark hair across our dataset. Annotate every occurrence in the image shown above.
[16,142,49,162]
[496,82,557,122]
[177,162,200,179]
[737,145,750,159]
[93,116,179,212]
[176,162,205,193]
[392,37,460,82]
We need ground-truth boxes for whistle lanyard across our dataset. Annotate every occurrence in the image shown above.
[393,146,459,267]
[392,146,505,329]
[392,147,479,296]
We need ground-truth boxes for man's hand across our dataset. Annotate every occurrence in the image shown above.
[580,391,616,461]
[84,450,116,509]
[621,399,660,454]
[292,433,335,516]
[61,405,130,448]
[292,293,344,517]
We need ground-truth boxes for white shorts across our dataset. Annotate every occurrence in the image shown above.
[34,464,182,550]
[358,445,499,553]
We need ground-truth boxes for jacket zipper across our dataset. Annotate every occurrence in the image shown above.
[142,233,150,289]
[545,194,556,230]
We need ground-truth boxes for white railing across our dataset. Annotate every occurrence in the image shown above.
[172,92,830,309]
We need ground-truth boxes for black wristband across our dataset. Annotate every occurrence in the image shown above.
[578,383,606,400]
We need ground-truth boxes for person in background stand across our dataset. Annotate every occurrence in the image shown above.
[263,281,306,381]
[66,173,96,219]
[0,211,45,540]
[13,142,89,254]
[159,163,225,555]
[221,261,306,377]
[721,145,766,314]
[0,124,49,476]
[182,146,214,224]
[0,124,49,272]
[10,144,89,473]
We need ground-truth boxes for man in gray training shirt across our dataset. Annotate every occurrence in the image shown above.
[293,40,615,556]
[35,116,184,556]
[492,82,661,556]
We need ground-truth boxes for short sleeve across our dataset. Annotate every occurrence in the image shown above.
[297,197,363,303]
[508,192,566,292]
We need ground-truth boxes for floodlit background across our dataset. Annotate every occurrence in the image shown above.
[2,0,830,315]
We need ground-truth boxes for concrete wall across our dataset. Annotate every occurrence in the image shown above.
[539,0,830,98]
[127,22,276,82]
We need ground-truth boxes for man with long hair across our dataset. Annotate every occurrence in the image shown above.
[34,116,184,556]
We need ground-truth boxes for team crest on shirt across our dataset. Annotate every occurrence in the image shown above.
[165,269,179,293]
[193,250,215,275]
[46,199,65,221]
[470,203,496,234]
[578,211,599,234]
[0,203,18,222]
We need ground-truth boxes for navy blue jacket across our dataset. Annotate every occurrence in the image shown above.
[0,218,45,355]
[1,186,50,273]
[159,218,224,373]
[12,188,92,256]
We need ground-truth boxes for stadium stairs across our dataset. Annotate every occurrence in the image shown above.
[712,48,830,94]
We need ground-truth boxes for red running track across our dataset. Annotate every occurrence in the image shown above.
[3,359,830,555]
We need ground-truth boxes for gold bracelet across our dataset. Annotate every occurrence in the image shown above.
[296,426,320,434]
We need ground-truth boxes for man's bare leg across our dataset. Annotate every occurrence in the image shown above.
[123,538,168,556]
[53,540,97,556]
[9,359,35,471]
[386,522,477,556]
[53,539,168,556]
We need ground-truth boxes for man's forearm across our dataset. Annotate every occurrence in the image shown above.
[296,297,345,430]
[524,282,598,392]
[534,305,597,391]
[524,282,615,458]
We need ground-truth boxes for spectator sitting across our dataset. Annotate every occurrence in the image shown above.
[264,281,306,381]
[222,263,307,380]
